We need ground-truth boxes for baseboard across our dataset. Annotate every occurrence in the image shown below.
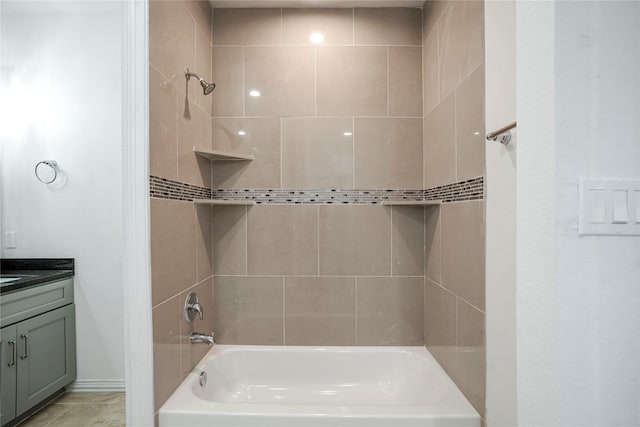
[66,380,126,393]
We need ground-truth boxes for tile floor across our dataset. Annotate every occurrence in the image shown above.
[18,392,125,427]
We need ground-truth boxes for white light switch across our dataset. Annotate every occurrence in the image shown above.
[590,190,606,223]
[5,231,16,249]
[612,190,629,223]
[579,179,640,236]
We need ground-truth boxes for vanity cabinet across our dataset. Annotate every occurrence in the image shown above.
[0,279,76,426]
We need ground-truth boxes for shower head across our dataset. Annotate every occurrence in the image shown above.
[185,68,216,95]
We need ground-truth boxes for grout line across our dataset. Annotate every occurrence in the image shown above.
[175,87,180,180]
[437,203,442,284]
[209,115,423,119]
[212,275,426,279]
[390,206,394,276]
[245,205,249,275]
[194,205,199,283]
[242,48,245,116]
[317,205,320,276]
[211,44,423,48]
[352,116,356,187]
[152,276,215,310]
[282,276,286,345]
[177,297,184,376]
[314,47,317,118]
[453,82,458,181]
[280,9,283,44]
[354,277,358,345]
[386,47,390,117]
[352,9,355,45]
[280,117,283,188]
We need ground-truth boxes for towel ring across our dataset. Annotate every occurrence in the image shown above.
[35,160,59,184]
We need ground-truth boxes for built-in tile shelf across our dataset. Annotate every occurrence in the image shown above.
[193,199,256,206]
[381,200,442,206]
[193,148,254,161]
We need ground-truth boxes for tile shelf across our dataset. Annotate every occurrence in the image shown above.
[193,199,256,206]
[193,147,254,161]
[380,200,442,206]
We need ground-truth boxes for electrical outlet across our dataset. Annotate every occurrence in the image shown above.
[5,231,16,249]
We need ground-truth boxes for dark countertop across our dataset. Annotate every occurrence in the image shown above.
[0,259,74,295]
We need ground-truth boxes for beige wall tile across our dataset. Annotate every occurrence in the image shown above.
[282,9,353,45]
[211,118,280,188]
[282,118,354,189]
[354,118,422,188]
[183,1,212,41]
[438,1,483,98]
[422,0,449,42]
[212,9,281,45]
[455,298,486,416]
[391,206,424,276]
[423,92,456,188]
[356,277,423,345]
[424,278,457,378]
[389,47,422,117]
[247,205,318,275]
[354,8,422,45]
[179,277,214,379]
[441,201,485,310]
[424,278,456,347]
[455,66,485,181]
[195,204,212,281]
[422,26,440,116]
[319,205,390,276]
[212,206,247,275]
[177,98,212,188]
[424,206,441,283]
[152,296,182,411]
[316,46,387,116]
[150,199,196,306]
[149,1,195,81]
[149,66,177,180]
[284,277,356,345]
[212,47,243,117]
[244,46,315,117]
[213,276,284,345]
[192,25,213,116]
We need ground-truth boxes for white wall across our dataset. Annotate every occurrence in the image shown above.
[0,1,125,388]
[484,1,517,425]
[554,2,640,426]
[515,1,640,426]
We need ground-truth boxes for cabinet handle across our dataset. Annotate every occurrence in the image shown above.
[8,340,16,367]
[20,334,28,360]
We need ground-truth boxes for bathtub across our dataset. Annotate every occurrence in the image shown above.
[159,346,480,427]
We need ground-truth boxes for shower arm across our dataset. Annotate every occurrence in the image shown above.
[185,68,202,81]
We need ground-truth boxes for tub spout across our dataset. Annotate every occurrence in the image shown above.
[190,331,215,345]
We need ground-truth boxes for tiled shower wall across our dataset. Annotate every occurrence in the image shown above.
[148,0,215,412]
[422,0,486,416]
[208,8,427,347]
[148,0,486,418]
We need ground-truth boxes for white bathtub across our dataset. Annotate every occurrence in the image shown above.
[159,346,480,427]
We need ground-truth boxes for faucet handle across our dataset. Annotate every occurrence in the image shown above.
[184,292,204,323]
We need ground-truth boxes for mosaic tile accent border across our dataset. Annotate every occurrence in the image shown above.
[150,176,484,203]
[423,177,484,203]
[149,175,211,201]
[211,188,424,204]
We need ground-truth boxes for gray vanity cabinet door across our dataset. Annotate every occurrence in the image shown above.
[1,325,17,425]
[15,305,76,417]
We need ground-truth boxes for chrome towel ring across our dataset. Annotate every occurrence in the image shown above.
[34,160,59,184]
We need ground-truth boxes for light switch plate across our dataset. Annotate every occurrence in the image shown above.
[5,231,16,249]
[579,179,640,236]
